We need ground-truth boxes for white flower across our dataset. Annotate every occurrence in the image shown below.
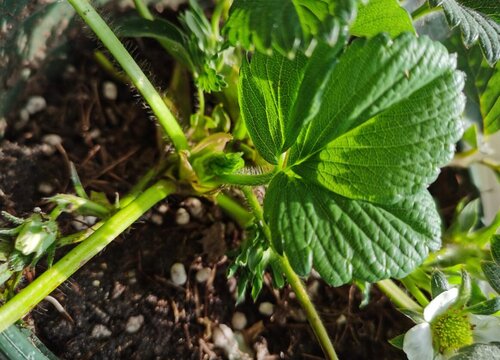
[403,288,500,360]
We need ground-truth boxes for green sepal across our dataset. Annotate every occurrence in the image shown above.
[482,261,500,294]
[454,270,472,308]
[491,235,500,265]
[465,297,500,315]
[388,333,405,350]
[431,270,450,298]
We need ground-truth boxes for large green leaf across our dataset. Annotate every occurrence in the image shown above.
[429,0,500,65]
[239,43,342,164]
[288,34,464,202]
[350,0,415,38]
[293,70,464,203]
[223,0,356,56]
[264,173,441,285]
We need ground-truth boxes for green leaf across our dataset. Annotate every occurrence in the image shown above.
[350,0,414,38]
[450,343,500,360]
[223,0,356,56]
[239,42,343,164]
[482,261,500,293]
[289,33,464,179]
[431,271,450,298]
[264,173,441,285]
[429,0,500,65]
[239,52,307,164]
[466,297,500,314]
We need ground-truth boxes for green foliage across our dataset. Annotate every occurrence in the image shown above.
[223,0,356,56]
[429,0,500,65]
[350,0,414,38]
[239,33,464,285]
[265,174,441,285]
[228,227,283,303]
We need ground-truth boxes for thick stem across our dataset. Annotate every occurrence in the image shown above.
[377,279,422,311]
[0,180,176,333]
[67,0,188,151]
[279,256,339,360]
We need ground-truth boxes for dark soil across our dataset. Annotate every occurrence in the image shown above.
[0,15,478,360]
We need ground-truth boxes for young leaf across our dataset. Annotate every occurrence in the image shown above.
[289,33,464,174]
[239,42,343,164]
[350,0,415,38]
[239,52,307,164]
[264,173,441,285]
[223,0,356,56]
[429,0,500,65]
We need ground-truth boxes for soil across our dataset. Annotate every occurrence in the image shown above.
[0,13,478,360]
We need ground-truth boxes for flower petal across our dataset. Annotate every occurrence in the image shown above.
[470,314,500,343]
[424,288,459,322]
[403,323,435,360]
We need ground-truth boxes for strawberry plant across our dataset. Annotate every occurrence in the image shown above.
[0,0,499,359]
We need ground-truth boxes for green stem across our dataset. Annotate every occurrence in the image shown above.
[411,2,442,21]
[218,171,275,186]
[240,187,338,360]
[401,278,430,307]
[0,180,176,333]
[377,279,422,311]
[67,0,188,151]
[215,192,254,228]
[279,256,339,360]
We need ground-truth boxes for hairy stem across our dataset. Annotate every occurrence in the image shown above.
[215,192,254,228]
[377,279,422,311]
[67,0,188,151]
[0,180,176,333]
[218,170,275,186]
[240,187,339,360]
